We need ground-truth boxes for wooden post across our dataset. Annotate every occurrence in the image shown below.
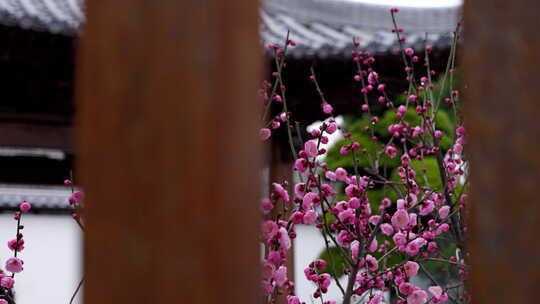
[464,1,540,302]
[76,1,261,303]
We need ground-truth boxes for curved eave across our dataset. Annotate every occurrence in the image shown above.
[0,0,461,57]
[0,0,82,35]
[262,0,461,58]
[0,184,73,212]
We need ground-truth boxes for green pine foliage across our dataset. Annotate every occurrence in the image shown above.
[325,133,400,171]
[317,246,350,277]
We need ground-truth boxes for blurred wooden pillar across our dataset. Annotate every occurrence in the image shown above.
[464,0,540,302]
[76,1,261,304]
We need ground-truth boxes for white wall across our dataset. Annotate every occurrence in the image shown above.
[294,224,349,303]
[0,215,392,304]
[295,225,390,304]
[0,214,82,304]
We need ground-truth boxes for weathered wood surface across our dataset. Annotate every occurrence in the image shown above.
[464,1,540,302]
[76,1,261,303]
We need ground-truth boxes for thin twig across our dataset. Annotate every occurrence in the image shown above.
[69,276,85,304]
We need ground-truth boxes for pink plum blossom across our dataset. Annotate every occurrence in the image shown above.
[73,191,84,202]
[351,240,360,259]
[294,158,308,173]
[266,252,282,266]
[287,296,300,304]
[273,265,288,286]
[314,259,326,270]
[368,238,378,252]
[391,209,409,229]
[368,293,383,304]
[407,290,428,304]
[335,201,348,212]
[5,257,23,273]
[261,280,274,296]
[0,277,14,288]
[326,122,338,134]
[399,282,415,295]
[367,71,378,84]
[261,199,273,213]
[273,183,289,202]
[260,128,271,141]
[290,211,304,224]
[262,221,279,240]
[427,241,438,252]
[345,184,360,198]
[335,168,348,181]
[19,201,31,213]
[7,238,24,252]
[439,205,450,218]
[320,184,336,197]
[431,288,449,303]
[393,232,407,246]
[294,183,306,197]
[405,242,420,256]
[319,273,332,289]
[278,228,291,250]
[303,210,318,225]
[380,223,394,236]
[385,145,397,158]
[407,193,418,207]
[325,171,336,181]
[436,223,450,235]
[322,103,333,114]
[419,200,435,216]
[348,198,360,209]
[302,192,319,210]
[429,286,443,299]
[304,140,319,158]
[409,213,417,227]
[405,238,426,256]
[338,209,355,224]
[365,254,378,271]
[369,215,381,225]
[381,198,392,209]
[337,230,352,247]
[401,153,411,165]
[403,261,419,278]
[397,199,406,209]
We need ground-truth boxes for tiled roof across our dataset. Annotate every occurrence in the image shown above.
[0,183,73,211]
[262,0,461,57]
[0,0,462,57]
[0,0,82,34]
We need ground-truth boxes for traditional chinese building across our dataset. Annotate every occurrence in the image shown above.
[0,0,461,303]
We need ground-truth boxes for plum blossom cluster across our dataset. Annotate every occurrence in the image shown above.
[65,178,85,304]
[260,9,468,304]
[65,179,85,231]
[0,179,85,304]
[0,200,32,304]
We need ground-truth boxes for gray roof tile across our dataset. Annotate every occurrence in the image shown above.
[0,0,461,56]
